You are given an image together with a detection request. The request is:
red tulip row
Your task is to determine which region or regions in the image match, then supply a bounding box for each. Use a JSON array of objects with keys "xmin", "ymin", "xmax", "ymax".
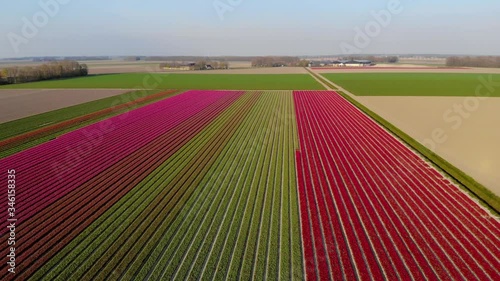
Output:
[
  {"xmin": 0, "ymin": 90, "xmax": 244, "ymax": 280},
  {"xmin": 294, "ymin": 90, "xmax": 500, "ymax": 281}
]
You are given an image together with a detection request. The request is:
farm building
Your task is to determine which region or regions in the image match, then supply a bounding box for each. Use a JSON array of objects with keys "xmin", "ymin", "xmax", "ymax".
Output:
[
  {"xmin": 309, "ymin": 59, "xmax": 374, "ymax": 67},
  {"xmin": 332, "ymin": 60, "xmax": 374, "ymax": 67}
]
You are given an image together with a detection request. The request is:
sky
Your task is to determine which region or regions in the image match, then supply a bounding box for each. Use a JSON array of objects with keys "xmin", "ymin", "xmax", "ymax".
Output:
[{"xmin": 0, "ymin": 0, "xmax": 499, "ymax": 58}]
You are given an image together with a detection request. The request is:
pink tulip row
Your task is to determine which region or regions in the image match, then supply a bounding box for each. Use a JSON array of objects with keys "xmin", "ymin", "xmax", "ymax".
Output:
[
  {"xmin": 294, "ymin": 91, "xmax": 500, "ymax": 280},
  {"xmin": 0, "ymin": 90, "xmax": 243, "ymax": 234}
]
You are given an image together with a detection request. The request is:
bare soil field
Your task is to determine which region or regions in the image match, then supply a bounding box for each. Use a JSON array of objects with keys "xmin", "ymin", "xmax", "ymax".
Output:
[
  {"xmin": 0, "ymin": 89, "xmax": 130, "ymax": 123},
  {"xmin": 86, "ymin": 61, "xmax": 165, "ymax": 75},
  {"xmin": 314, "ymin": 66, "xmax": 500, "ymax": 74},
  {"xmin": 398, "ymin": 58, "xmax": 447, "ymax": 66},
  {"xmin": 88, "ymin": 66, "xmax": 164, "ymax": 75},
  {"xmin": 356, "ymin": 95, "xmax": 500, "ymax": 196}
]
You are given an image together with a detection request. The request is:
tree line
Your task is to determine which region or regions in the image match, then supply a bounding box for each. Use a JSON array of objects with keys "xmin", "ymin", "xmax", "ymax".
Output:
[
  {"xmin": 147, "ymin": 56, "xmax": 255, "ymax": 62},
  {"xmin": 251, "ymin": 56, "xmax": 309, "ymax": 67},
  {"xmin": 0, "ymin": 61, "xmax": 88, "ymax": 85},
  {"xmin": 446, "ymin": 56, "xmax": 500, "ymax": 68},
  {"xmin": 160, "ymin": 60, "xmax": 229, "ymax": 70}
]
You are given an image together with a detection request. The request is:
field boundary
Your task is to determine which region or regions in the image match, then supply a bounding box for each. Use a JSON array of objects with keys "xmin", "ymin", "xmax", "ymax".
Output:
[
  {"xmin": 0, "ymin": 73, "xmax": 325, "ymax": 90},
  {"xmin": 307, "ymin": 68, "xmax": 500, "ymax": 215}
]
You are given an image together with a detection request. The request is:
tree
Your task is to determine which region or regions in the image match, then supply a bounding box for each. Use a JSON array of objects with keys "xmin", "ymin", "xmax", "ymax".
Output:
[
  {"xmin": 251, "ymin": 56, "xmax": 301, "ymax": 67},
  {"xmin": 297, "ymin": 60, "xmax": 310, "ymax": 67},
  {"xmin": 80, "ymin": 64, "xmax": 88, "ymax": 76},
  {"xmin": 195, "ymin": 60, "xmax": 207, "ymax": 70},
  {"xmin": 0, "ymin": 69, "xmax": 5, "ymax": 85},
  {"xmin": 6, "ymin": 67, "xmax": 19, "ymax": 84},
  {"xmin": 446, "ymin": 56, "xmax": 500, "ymax": 68},
  {"xmin": 387, "ymin": 56, "xmax": 399, "ymax": 63}
]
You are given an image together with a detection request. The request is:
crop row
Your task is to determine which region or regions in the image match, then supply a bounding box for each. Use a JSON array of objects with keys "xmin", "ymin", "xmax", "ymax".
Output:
[
  {"xmin": 294, "ymin": 90, "xmax": 500, "ymax": 280},
  {"xmin": 32, "ymin": 91, "xmax": 304, "ymax": 280},
  {"xmin": 0, "ymin": 89, "xmax": 229, "ymax": 226},
  {"xmin": 34, "ymin": 93, "xmax": 243, "ymax": 279},
  {"xmin": 29, "ymin": 90, "xmax": 254, "ymax": 280},
  {"xmin": 0, "ymin": 90, "xmax": 244, "ymax": 280}
]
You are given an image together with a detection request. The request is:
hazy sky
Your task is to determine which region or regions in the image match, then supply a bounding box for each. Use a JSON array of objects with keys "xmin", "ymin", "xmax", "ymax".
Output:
[{"xmin": 1, "ymin": 0, "xmax": 499, "ymax": 58}]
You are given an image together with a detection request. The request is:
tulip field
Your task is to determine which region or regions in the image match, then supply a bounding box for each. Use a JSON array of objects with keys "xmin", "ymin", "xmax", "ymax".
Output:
[
  {"xmin": 1, "ymin": 89, "xmax": 499, "ymax": 280},
  {"xmin": 294, "ymin": 91, "xmax": 500, "ymax": 280}
]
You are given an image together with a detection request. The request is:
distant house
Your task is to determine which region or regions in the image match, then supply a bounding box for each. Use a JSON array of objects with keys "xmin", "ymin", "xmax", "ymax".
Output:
[
  {"xmin": 309, "ymin": 60, "xmax": 334, "ymax": 67},
  {"xmin": 309, "ymin": 61, "xmax": 323, "ymax": 67}
]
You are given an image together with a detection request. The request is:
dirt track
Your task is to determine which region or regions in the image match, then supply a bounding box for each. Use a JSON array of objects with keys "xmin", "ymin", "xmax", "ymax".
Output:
[{"xmin": 0, "ymin": 89, "xmax": 130, "ymax": 123}]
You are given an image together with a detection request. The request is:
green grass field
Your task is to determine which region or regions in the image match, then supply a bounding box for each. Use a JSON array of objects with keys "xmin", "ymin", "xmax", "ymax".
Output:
[
  {"xmin": 322, "ymin": 73, "xmax": 500, "ymax": 96},
  {"xmin": 0, "ymin": 73, "xmax": 324, "ymax": 90}
]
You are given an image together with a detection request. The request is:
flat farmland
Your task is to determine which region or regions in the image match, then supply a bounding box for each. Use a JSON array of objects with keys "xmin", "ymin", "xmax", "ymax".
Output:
[
  {"xmin": 0, "ymin": 89, "xmax": 180, "ymax": 158},
  {"xmin": 85, "ymin": 60, "xmax": 167, "ymax": 75},
  {"xmin": 317, "ymin": 71, "xmax": 500, "ymax": 197},
  {"xmin": 0, "ymin": 89, "xmax": 131, "ymax": 123},
  {"xmin": 322, "ymin": 73, "xmax": 500, "ymax": 96},
  {"xmin": 0, "ymin": 89, "xmax": 498, "ymax": 280},
  {"xmin": 294, "ymin": 91, "xmax": 500, "ymax": 280},
  {"xmin": 355, "ymin": 96, "xmax": 500, "ymax": 197},
  {"xmin": 0, "ymin": 73, "xmax": 324, "ymax": 90},
  {"xmin": 0, "ymin": 90, "xmax": 304, "ymax": 280},
  {"xmin": 170, "ymin": 67, "xmax": 308, "ymax": 74}
]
